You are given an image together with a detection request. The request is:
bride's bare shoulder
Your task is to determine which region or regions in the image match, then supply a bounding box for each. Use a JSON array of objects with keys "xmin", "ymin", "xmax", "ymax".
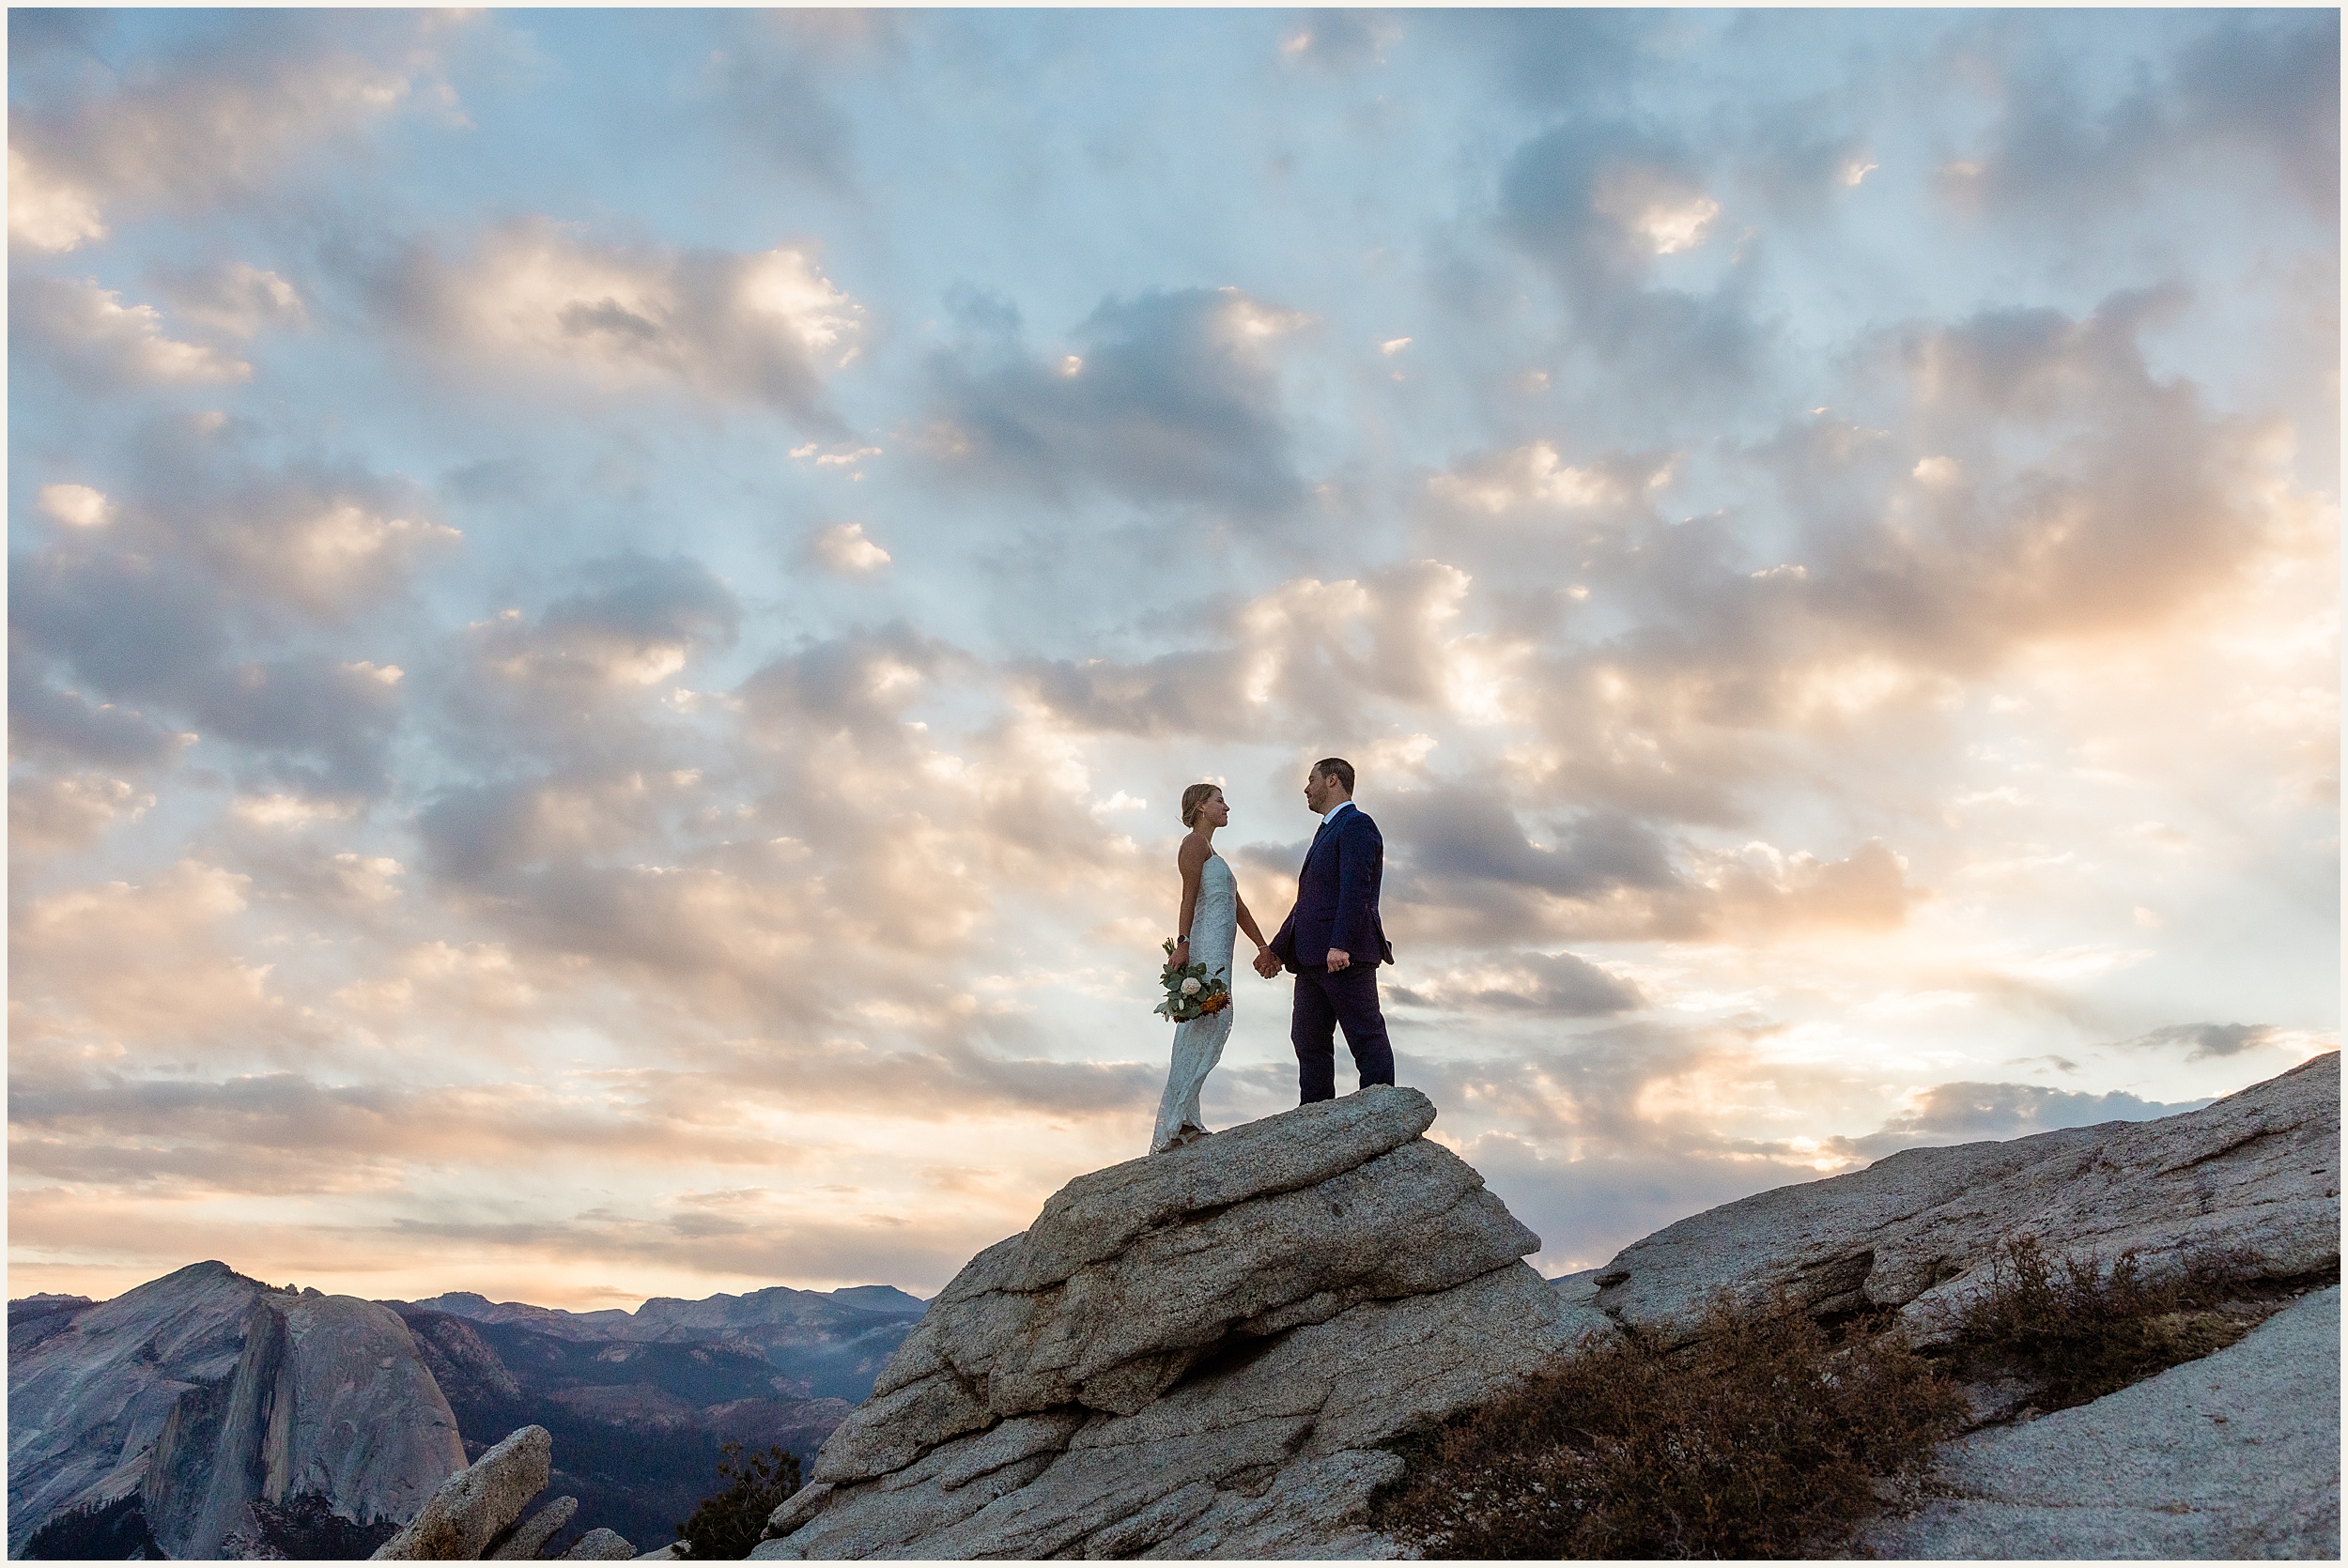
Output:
[{"xmin": 1177, "ymin": 831, "xmax": 1211, "ymax": 869}]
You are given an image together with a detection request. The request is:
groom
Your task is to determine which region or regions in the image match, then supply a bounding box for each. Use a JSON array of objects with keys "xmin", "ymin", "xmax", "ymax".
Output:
[{"xmin": 1256, "ymin": 757, "xmax": 1397, "ymax": 1102}]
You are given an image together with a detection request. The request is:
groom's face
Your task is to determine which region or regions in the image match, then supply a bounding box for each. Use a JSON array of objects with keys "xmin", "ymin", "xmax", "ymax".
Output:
[{"xmin": 1304, "ymin": 769, "xmax": 1332, "ymax": 813}]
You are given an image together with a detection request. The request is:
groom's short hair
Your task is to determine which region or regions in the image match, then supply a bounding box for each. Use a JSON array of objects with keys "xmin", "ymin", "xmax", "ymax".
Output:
[{"xmin": 1312, "ymin": 757, "xmax": 1355, "ymax": 795}]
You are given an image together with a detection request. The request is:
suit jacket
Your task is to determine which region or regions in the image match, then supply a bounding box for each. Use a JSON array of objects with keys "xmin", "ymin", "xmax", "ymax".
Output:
[{"xmin": 1269, "ymin": 802, "xmax": 1394, "ymax": 972}]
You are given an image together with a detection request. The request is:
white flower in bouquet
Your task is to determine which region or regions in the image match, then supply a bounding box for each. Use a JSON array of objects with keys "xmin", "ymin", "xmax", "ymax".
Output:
[{"xmin": 1181, "ymin": 976, "xmax": 1201, "ymax": 995}]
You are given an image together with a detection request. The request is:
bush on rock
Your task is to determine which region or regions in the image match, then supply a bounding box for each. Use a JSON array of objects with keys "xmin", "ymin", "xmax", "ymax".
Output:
[
  {"xmin": 1946, "ymin": 1234, "xmax": 2292, "ymax": 1411},
  {"xmin": 1372, "ymin": 1294, "xmax": 1965, "ymax": 1560}
]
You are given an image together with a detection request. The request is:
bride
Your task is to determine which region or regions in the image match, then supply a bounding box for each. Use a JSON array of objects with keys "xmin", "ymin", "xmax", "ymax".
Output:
[{"xmin": 1151, "ymin": 783, "xmax": 1273, "ymax": 1153}]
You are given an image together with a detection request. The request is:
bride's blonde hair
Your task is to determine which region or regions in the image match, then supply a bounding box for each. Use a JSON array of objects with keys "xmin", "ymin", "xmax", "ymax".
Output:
[{"xmin": 1180, "ymin": 783, "xmax": 1222, "ymax": 828}]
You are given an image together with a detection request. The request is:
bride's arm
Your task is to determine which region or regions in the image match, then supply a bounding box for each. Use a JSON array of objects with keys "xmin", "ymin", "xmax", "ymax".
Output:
[
  {"xmin": 1172, "ymin": 838, "xmax": 1207, "ymax": 968},
  {"xmin": 1233, "ymin": 889, "xmax": 1270, "ymax": 956}
]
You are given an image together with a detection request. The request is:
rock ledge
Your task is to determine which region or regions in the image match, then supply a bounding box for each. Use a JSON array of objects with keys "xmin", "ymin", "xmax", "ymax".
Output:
[
  {"xmin": 753, "ymin": 1085, "xmax": 1577, "ymax": 1559},
  {"xmin": 1594, "ymin": 1051, "xmax": 2340, "ymax": 1341}
]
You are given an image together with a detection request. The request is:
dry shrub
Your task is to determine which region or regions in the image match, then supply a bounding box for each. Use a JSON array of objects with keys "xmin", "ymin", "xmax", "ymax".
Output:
[
  {"xmin": 1373, "ymin": 1295, "xmax": 1964, "ymax": 1560},
  {"xmin": 1948, "ymin": 1235, "xmax": 2262, "ymax": 1410}
]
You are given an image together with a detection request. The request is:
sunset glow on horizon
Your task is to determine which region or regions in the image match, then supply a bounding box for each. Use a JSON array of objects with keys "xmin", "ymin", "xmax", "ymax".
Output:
[{"xmin": 8, "ymin": 8, "xmax": 2338, "ymax": 1311}]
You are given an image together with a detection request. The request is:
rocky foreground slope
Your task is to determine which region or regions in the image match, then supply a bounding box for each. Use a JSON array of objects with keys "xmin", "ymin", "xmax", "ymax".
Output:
[
  {"xmin": 752, "ymin": 1085, "xmax": 1573, "ymax": 1559},
  {"xmin": 756, "ymin": 1054, "xmax": 2339, "ymax": 1560},
  {"xmin": 1865, "ymin": 1284, "xmax": 2340, "ymax": 1558}
]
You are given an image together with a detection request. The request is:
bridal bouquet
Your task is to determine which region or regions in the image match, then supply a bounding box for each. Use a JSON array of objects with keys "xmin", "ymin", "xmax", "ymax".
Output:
[{"xmin": 1154, "ymin": 938, "xmax": 1232, "ymax": 1022}]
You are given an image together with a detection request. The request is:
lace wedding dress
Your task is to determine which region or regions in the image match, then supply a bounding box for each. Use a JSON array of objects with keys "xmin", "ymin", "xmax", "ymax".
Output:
[{"xmin": 1151, "ymin": 852, "xmax": 1236, "ymax": 1153}]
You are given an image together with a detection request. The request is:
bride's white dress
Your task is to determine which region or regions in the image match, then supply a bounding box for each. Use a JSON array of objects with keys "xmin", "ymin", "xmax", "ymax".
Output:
[{"xmin": 1152, "ymin": 852, "xmax": 1236, "ymax": 1153}]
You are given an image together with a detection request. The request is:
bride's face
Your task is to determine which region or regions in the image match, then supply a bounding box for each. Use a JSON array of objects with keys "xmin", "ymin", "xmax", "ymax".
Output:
[{"xmin": 1199, "ymin": 790, "xmax": 1230, "ymax": 828}]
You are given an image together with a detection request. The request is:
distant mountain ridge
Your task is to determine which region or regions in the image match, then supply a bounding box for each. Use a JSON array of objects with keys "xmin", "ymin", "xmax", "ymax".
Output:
[
  {"xmin": 407, "ymin": 1283, "xmax": 926, "ymax": 1344},
  {"xmin": 398, "ymin": 1283, "xmax": 929, "ymax": 1408}
]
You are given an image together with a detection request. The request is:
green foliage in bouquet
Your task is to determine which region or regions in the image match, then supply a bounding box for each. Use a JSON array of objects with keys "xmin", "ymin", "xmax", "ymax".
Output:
[{"xmin": 1154, "ymin": 938, "xmax": 1232, "ymax": 1022}]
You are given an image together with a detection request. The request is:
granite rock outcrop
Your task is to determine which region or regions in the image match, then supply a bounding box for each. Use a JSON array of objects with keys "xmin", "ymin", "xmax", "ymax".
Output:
[
  {"xmin": 562, "ymin": 1525, "xmax": 641, "ymax": 1559},
  {"xmin": 1589, "ymin": 1050, "xmax": 2340, "ymax": 1343},
  {"xmin": 752, "ymin": 1084, "xmax": 1578, "ymax": 1559},
  {"xmin": 374, "ymin": 1423, "xmax": 554, "ymax": 1559},
  {"xmin": 371, "ymin": 1422, "xmax": 641, "ymax": 1560},
  {"xmin": 490, "ymin": 1493, "xmax": 579, "ymax": 1560}
]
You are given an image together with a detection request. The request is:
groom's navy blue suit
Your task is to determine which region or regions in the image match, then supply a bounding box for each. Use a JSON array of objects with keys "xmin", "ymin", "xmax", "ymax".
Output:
[{"xmin": 1268, "ymin": 801, "xmax": 1398, "ymax": 1103}]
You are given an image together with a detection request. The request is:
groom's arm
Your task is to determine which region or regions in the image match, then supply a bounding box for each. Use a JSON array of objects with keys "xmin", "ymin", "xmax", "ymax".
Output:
[
  {"xmin": 1264, "ymin": 906, "xmax": 1297, "ymax": 972},
  {"xmin": 1328, "ymin": 816, "xmax": 1382, "ymax": 967}
]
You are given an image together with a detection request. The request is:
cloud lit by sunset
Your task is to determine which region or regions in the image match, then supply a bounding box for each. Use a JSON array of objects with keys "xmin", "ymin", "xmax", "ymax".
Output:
[{"xmin": 8, "ymin": 9, "xmax": 2337, "ymax": 1311}]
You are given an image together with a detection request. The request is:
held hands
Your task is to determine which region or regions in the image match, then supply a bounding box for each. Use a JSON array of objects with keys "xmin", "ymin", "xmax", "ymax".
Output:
[{"xmin": 1252, "ymin": 945, "xmax": 1281, "ymax": 978}]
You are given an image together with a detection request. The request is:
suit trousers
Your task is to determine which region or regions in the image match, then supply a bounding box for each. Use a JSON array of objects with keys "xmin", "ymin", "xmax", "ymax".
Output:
[{"xmin": 1290, "ymin": 962, "xmax": 1397, "ymax": 1103}]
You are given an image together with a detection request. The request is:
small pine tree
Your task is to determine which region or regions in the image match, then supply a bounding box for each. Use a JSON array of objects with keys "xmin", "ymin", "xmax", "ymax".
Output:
[{"xmin": 675, "ymin": 1441, "xmax": 803, "ymax": 1560}]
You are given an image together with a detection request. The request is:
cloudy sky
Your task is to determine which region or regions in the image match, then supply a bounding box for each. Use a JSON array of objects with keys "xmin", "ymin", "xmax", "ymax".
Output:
[{"xmin": 9, "ymin": 8, "xmax": 2338, "ymax": 1310}]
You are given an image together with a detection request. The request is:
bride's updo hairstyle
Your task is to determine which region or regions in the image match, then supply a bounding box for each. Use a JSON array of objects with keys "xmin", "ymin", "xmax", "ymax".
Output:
[{"xmin": 1180, "ymin": 783, "xmax": 1222, "ymax": 828}]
